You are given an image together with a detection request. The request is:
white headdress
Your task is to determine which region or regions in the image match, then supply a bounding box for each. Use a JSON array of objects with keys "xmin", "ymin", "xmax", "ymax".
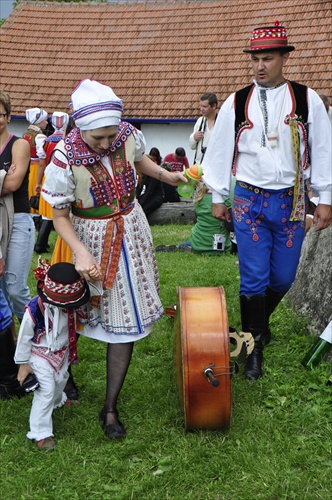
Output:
[
  {"xmin": 71, "ymin": 79, "xmax": 123, "ymax": 131},
  {"xmin": 25, "ymin": 107, "xmax": 48, "ymax": 125},
  {"xmin": 51, "ymin": 112, "xmax": 69, "ymax": 132}
]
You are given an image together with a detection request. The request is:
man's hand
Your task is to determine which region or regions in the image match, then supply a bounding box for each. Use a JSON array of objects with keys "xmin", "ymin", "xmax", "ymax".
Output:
[
  {"xmin": 212, "ymin": 203, "xmax": 231, "ymax": 222},
  {"xmin": 313, "ymin": 204, "xmax": 332, "ymax": 231},
  {"xmin": 194, "ymin": 131, "xmax": 204, "ymax": 142}
]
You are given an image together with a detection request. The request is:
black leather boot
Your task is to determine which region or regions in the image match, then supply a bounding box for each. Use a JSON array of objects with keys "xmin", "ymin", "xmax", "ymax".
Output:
[
  {"xmin": 64, "ymin": 364, "xmax": 80, "ymax": 401},
  {"xmin": 264, "ymin": 288, "xmax": 286, "ymax": 345},
  {"xmin": 0, "ymin": 327, "xmax": 25, "ymax": 399},
  {"xmin": 34, "ymin": 220, "xmax": 54, "ymax": 253},
  {"xmin": 240, "ymin": 295, "xmax": 266, "ymax": 381}
]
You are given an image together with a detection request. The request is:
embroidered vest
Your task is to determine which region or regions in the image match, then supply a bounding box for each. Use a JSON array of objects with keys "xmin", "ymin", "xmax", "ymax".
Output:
[
  {"xmin": 233, "ymin": 81, "xmax": 309, "ymax": 172},
  {"xmin": 23, "ymin": 125, "xmax": 40, "ymax": 159},
  {"xmin": 55, "ymin": 123, "xmax": 137, "ymax": 218}
]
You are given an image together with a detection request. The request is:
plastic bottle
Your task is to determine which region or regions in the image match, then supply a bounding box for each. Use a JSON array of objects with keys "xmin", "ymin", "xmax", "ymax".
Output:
[
  {"xmin": 301, "ymin": 320, "xmax": 332, "ymax": 369},
  {"xmin": 177, "ymin": 164, "xmax": 203, "ymax": 198}
]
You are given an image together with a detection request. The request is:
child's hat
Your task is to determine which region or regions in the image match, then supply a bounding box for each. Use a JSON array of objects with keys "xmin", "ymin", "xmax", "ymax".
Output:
[{"xmin": 35, "ymin": 260, "xmax": 90, "ymax": 309}]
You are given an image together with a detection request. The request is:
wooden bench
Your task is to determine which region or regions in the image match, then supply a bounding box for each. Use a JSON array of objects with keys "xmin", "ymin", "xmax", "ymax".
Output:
[{"xmin": 147, "ymin": 201, "xmax": 196, "ymax": 225}]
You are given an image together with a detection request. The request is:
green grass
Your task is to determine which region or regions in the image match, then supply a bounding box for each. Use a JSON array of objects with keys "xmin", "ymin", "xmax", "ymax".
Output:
[{"xmin": 1, "ymin": 225, "xmax": 331, "ymax": 499}]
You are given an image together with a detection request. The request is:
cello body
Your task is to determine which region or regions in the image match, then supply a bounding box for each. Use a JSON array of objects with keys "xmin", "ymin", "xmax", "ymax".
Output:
[{"xmin": 175, "ymin": 286, "xmax": 231, "ymax": 431}]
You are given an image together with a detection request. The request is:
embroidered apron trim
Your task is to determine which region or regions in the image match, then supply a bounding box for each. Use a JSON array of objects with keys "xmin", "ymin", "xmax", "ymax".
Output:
[{"xmin": 89, "ymin": 204, "xmax": 135, "ymax": 307}]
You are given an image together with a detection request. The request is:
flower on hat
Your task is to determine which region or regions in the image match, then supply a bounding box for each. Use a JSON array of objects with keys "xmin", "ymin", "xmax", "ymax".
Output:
[{"xmin": 34, "ymin": 257, "xmax": 51, "ymax": 290}]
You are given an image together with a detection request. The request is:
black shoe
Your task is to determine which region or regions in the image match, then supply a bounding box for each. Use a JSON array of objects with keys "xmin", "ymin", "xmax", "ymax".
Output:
[
  {"xmin": 155, "ymin": 245, "xmax": 178, "ymax": 252},
  {"xmin": 0, "ymin": 380, "xmax": 26, "ymax": 400},
  {"xmin": 263, "ymin": 327, "xmax": 271, "ymax": 346},
  {"xmin": 243, "ymin": 345, "xmax": 263, "ymax": 381},
  {"xmin": 64, "ymin": 372, "xmax": 79, "ymax": 401},
  {"xmin": 34, "ymin": 220, "xmax": 53, "ymax": 254},
  {"xmin": 178, "ymin": 244, "xmax": 192, "ymax": 252},
  {"xmin": 34, "ymin": 245, "xmax": 49, "ymax": 253},
  {"xmin": 99, "ymin": 407, "xmax": 126, "ymax": 440}
]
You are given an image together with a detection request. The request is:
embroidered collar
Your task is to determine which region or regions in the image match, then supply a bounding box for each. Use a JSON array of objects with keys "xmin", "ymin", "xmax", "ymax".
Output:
[
  {"xmin": 65, "ymin": 121, "xmax": 135, "ymax": 167},
  {"xmin": 45, "ymin": 131, "xmax": 64, "ymax": 143},
  {"xmin": 254, "ymin": 79, "xmax": 288, "ymax": 90}
]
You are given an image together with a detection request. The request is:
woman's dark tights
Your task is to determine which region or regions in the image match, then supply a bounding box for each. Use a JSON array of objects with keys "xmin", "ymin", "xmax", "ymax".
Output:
[{"xmin": 104, "ymin": 342, "xmax": 134, "ymax": 425}]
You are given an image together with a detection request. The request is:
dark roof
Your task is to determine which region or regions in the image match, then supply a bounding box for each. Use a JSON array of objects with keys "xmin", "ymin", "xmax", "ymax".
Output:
[{"xmin": 0, "ymin": 0, "xmax": 331, "ymax": 120}]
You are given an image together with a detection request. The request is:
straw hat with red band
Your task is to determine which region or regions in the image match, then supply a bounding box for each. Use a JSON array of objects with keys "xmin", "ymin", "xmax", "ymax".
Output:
[
  {"xmin": 35, "ymin": 260, "xmax": 90, "ymax": 309},
  {"xmin": 244, "ymin": 20, "xmax": 295, "ymax": 53}
]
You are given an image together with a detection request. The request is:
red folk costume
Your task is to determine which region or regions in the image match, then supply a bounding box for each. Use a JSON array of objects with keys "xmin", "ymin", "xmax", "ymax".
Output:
[{"xmin": 23, "ymin": 108, "xmax": 48, "ymax": 214}]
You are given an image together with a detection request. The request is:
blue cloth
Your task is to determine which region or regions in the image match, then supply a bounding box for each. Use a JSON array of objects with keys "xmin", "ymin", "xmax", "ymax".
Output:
[
  {"xmin": 0, "ymin": 212, "xmax": 35, "ymax": 319},
  {"xmin": 233, "ymin": 184, "xmax": 306, "ymax": 295},
  {"xmin": 0, "ymin": 288, "xmax": 12, "ymax": 331}
]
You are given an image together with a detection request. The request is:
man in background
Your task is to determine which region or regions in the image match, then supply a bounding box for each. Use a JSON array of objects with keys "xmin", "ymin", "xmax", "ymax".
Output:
[
  {"xmin": 189, "ymin": 92, "xmax": 218, "ymax": 164},
  {"xmin": 163, "ymin": 147, "xmax": 189, "ymax": 172}
]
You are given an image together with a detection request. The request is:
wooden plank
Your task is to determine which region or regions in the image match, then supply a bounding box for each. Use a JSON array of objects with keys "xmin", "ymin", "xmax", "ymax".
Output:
[{"xmin": 147, "ymin": 202, "xmax": 196, "ymax": 225}]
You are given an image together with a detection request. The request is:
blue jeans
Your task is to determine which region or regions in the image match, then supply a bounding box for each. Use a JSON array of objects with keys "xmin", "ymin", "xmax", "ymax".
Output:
[
  {"xmin": 0, "ymin": 213, "xmax": 35, "ymax": 319},
  {"xmin": 0, "ymin": 288, "xmax": 12, "ymax": 331},
  {"xmin": 233, "ymin": 184, "xmax": 306, "ymax": 296}
]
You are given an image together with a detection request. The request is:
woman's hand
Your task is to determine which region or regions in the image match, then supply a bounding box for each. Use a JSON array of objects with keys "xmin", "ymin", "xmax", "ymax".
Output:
[
  {"xmin": 135, "ymin": 155, "xmax": 187, "ymax": 186},
  {"xmin": 73, "ymin": 247, "xmax": 102, "ymax": 282},
  {"xmin": 163, "ymin": 170, "xmax": 187, "ymax": 187},
  {"xmin": 52, "ymin": 207, "xmax": 101, "ymax": 282}
]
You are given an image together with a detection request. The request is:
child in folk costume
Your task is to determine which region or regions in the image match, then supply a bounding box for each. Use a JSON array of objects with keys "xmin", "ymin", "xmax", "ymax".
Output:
[{"xmin": 14, "ymin": 260, "xmax": 90, "ymax": 450}]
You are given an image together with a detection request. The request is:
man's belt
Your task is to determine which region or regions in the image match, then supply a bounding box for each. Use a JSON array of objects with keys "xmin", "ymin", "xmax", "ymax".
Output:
[{"xmin": 236, "ymin": 181, "xmax": 294, "ymax": 197}]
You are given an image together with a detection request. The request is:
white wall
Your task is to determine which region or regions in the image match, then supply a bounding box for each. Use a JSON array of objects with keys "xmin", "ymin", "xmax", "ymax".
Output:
[
  {"xmin": 142, "ymin": 122, "xmax": 196, "ymax": 164},
  {"xmin": 8, "ymin": 120, "xmax": 197, "ymax": 165},
  {"xmin": 8, "ymin": 120, "xmax": 28, "ymax": 138}
]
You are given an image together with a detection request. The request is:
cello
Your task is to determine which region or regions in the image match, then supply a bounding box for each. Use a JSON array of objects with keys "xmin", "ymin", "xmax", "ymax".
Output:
[{"xmin": 175, "ymin": 286, "xmax": 232, "ymax": 431}]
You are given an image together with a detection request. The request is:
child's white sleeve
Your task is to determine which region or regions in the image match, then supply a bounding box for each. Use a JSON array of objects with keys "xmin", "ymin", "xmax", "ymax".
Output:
[{"xmin": 14, "ymin": 312, "xmax": 35, "ymax": 364}]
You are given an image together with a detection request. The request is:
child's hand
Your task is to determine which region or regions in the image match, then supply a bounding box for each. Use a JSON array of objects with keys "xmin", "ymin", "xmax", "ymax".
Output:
[{"xmin": 17, "ymin": 364, "xmax": 33, "ymax": 385}]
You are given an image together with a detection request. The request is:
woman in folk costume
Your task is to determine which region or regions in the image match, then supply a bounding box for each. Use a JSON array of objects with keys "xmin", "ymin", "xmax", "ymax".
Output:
[
  {"xmin": 23, "ymin": 107, "xmax": 48, "ymax": 217},
  {"xmin": 34, "ymin": 112, "xmax": 70, "ymax": 253},
  {"xmin": 42, "ymin": 79, "xmax": 187, "ymax": 440}
]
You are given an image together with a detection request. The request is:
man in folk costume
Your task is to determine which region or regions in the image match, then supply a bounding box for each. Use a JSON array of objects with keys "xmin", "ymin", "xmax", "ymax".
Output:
[
  {"xmin": 202, "ymin": 21, "xmax": 332, "ymax": 381},
  {"xmin": 34, "ymin": 112, "xmax": 70, "ymax": 253}
]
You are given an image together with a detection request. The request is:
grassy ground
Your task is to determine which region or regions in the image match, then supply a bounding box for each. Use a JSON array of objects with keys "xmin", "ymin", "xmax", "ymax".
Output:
[{"xmin": 1, "ymin": 225, "xmax": 331, "ymax": 499}]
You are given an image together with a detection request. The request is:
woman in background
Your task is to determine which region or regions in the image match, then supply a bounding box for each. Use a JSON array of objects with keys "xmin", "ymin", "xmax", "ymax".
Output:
[{"xmin": 0, "ymin": 90, "xmax": 34, "ymax": 324}]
